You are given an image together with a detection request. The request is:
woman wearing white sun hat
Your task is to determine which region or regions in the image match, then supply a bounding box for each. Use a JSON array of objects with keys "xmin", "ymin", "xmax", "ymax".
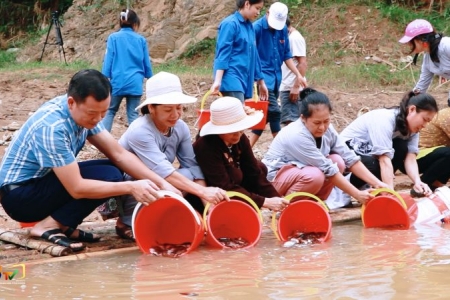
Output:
[
  {"xmin": 399, "ymin": 19, "xmax": 450, "ymax": 105},
  {"xmin": 193, "ymin": 97, "xmax": 288, "ymax": 212},
  {"xmin": 113, "ymin": 72, "xmax": 229, "ymax": 240}
]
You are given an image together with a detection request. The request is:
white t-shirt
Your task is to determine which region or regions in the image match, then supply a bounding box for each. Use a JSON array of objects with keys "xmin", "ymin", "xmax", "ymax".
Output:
[{"xmin": 279, "ymin": 29, "xmax": 306, "ymax": 91}]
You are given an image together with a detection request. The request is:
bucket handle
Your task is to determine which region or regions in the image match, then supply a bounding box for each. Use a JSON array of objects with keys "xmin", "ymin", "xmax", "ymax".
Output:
[
  {"xmin": 369, "ymin": 188, "xmax": 407, "ymax": 209},
  {"xmin": 271, "ymin": 192, "xmax": 328, "ymax": 241},
  {"xmin": 202, "ymin": 191, "xmax": 263, "ymax": 230},
  {"xmin": 194, "ymin": 90, "xmax": 222, "ymax": 129},
  {"xmin": 199, "ymin": 90, "xmax": 222, "ymax": 111}
]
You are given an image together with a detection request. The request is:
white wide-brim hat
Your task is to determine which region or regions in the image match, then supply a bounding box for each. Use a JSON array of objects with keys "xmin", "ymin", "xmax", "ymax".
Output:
[
  {"xmin": 268, "ymin": 2, "xmax": 288, "ymax": 31},
  {"xmin": 200, "ymin": 97, "xmax": 264, "ymax": 136},
  {"xmin": 136, "ymin": 71, "xmax": 197, "ymax": 111}
]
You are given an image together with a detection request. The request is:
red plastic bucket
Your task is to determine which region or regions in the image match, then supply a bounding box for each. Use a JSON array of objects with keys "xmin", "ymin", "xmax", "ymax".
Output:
[
  {"xmin": 203, "ymin": 191, "xmax": 263, "ymax": 249},
  {"xmin": 361, "ymin": 188, "xmax": 410, "ymax": 229},
  {"xmin": 19, "ymin": 221, "xmax": 39, "ymax": 228},
  {"xmin": 195, "ymin": 90, "xmax": 222, "ymax": 130},
  {"xmin": 272, "ymin": 192, "xmax": 332, "ymax": 242},
  {"xmin": 404, "ymin": 187, "xmax": 450, "ymax": 225},
  {"xmin": 132, "ymin": 191, "xmax": 204, "ymax": 255},
  {"xmin": 244, "ymin": 99, "xmax": 268, "ymax": 130}
]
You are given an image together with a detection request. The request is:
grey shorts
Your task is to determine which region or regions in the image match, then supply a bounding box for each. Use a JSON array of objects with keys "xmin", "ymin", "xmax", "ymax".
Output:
[{"xmin": 280, "ymin": 91, "xmax": 301, "ymax": 124}]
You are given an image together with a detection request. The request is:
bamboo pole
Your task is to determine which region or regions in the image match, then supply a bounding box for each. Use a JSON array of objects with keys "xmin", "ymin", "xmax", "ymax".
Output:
[
  {"xmin": 0, "ymin": 228, "xmax": 71, "ymax": 257},
  {"xmin": 25, "ymin": 246, "xmax": 139, "ymax": 265}
]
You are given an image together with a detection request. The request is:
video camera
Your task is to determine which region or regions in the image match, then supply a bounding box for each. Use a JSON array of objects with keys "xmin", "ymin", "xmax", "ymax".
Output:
[{"xmin": 51, "ymin": 11, "xmax": 60, "ymax": 20}]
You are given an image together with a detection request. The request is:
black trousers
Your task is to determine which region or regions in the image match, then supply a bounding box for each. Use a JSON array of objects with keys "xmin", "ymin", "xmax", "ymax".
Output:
[
  {"xmin": 417, "ymin": 146, "xmax": 450, "ymax": 189},
  {"xmin": 350, "ymin": 138, "xmax": 408, "ymax": 189},
  {"xmin": 1, "ymin": 159, "xmax": 122, "ymax": 227}
]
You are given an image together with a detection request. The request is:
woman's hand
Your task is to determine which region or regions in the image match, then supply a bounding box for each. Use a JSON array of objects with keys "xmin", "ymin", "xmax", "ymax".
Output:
[
  {"xmin": 210, "ymin": 81, "xmax": 221, "ymax": 95},
  {"xmin": 262, "ymin": 197, "xmax": 289, "ymax": 212},
  {"xmin": 352, "ymin": 190, "xmax": 375, "ymax": 205},
  {"xmin": 200, "ymin": 186, "xmax": 230, "ymax": 205},
  {"xmin": 412, "ymin": 181, "xmax": 432, "ymax": 197},
  {"xmin": 373, "ymin": 180, "xmax": 390, "ymax": 189}
]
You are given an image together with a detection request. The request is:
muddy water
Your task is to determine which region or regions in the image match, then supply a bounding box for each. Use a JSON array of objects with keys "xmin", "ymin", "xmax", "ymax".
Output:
[{"xmin": 2, "ymin": 222, "xmax": 450, "ymax": 299}]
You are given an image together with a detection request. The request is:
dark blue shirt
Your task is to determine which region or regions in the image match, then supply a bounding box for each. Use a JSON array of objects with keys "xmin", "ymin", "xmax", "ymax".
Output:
[
  {"xmin": 253, "ymin": 16, "xmax": 292, "ymax": 91},
  {"xmin": 213, "ymin": 11, "xmax": 263, "ymax": 99}
]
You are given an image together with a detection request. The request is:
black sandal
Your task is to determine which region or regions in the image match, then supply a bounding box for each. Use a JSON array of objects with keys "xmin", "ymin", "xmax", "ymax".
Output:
[
  {"xmin": 41, "ymin": 228, "xmax": 85, "ymax": 252},
  {"xmin": 64, "ymin": 227, "xmax": 101, "ymax": 243}
]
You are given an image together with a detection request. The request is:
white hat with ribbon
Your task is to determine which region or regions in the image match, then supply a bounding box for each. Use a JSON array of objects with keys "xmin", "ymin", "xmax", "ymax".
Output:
[
  {"xmin": 200, "ymin": 97, "xmax": 264, "ymax": 136},
  {"xmin": 136, "ymin": 72, "xmax": 197, "ymax": 110}
]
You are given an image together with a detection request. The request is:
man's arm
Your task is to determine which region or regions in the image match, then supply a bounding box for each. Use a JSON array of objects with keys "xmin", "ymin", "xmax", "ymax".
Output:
[
  {"xmin": 88, "ymin": 131, "xmax": 181, "ymax": 194},
  {"xmin": 53, "ymin": 162, "xmax": 159, "ymax": 205}
]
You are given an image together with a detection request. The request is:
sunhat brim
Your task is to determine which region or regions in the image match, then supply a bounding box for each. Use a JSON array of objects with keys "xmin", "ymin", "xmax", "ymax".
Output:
[
  {"xmin": 398, "ymin": 35, "xmax": 413, "ymax": 44},
  {"xmin": 136, "ymin": 92, "xmax": 197, "ymax": 111},
  {"xmin": 200, "ymin": 111, "xmax": 264, "ymax": 136}
]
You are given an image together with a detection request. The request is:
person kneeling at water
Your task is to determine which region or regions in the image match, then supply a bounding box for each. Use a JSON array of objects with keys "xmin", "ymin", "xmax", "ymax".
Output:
[
  {"xmin": 115, "ymin": 72, "xmax": 229, "ymax": 240},
  {"xmin": 193, "ymin": 97, "xmax": 288, "ymax": 212},
  {"xmin": 340, "ymin": 91, "xmax": 438, "ymax": 197},
  {"xmin": 262, "ymin": 88, "xmax": 388, "ymax": 204},
  {"xmin": 0, "ymin": 69, "xmax": 171, "ymax": 251}
]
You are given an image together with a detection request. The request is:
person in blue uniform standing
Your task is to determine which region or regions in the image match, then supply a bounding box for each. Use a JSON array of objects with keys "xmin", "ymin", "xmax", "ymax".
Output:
[
  {"xmin": 210, "ymin": 0, "xmax": 268, "ymax": 102},
  {"xmin": 102, "ymin": 9, "xmax": 153, "ymax": 132},
  {"xmin": 248, "ymin": 2, "xmax": 307, "ymax": 147}
]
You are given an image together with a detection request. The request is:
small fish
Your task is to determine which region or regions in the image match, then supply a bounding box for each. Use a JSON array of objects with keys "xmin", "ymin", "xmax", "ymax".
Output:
[
  {"xmin": 149, "ymin": 242, "xmax": 191, "ymax": 257},
  {"xmin": 218, "ymin": 237, "xmax": 249, "ymax": 248}
]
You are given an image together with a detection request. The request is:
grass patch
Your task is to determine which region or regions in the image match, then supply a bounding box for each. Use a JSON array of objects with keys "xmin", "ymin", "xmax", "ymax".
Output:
[{"xmin": 308, "ymin": 61, "xmax": 419, "ymax": 91}]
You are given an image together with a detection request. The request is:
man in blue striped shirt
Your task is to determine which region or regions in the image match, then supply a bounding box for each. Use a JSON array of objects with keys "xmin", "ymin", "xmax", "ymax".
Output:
[{"xmin": 0, "ymin": 69, "xmax": 178, "ymax": 251}]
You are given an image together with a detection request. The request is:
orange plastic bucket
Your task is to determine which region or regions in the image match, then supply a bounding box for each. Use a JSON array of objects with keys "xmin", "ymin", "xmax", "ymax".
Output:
[
  {"xmin": 271, "ymin": 192, "xmax": 332, "ymax": 242},
  {"xmin": 195, "ymin": 90, "xmax": 221, "ymax": 130},
  {"xmin": 244, "ymin": 99, "xmax": 268, "ymax": 130},
  {"xmin": 132, "ymin": 191, "xmax": 204, "ymax": 255},
  {"xmin": 361, "ymin": 188, "xmax": 410, "ymax": 229},
  {"xmin": 203, "ymin": 191, "xmax": 263, "ymax": 249},
  {"xmin": 404, "ymin": 187, "xmax": 450, "ymax": 225}
]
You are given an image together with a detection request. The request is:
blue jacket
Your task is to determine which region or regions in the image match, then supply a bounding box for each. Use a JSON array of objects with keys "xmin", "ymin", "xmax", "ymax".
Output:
[
  {"xmin": 213, "ymin": 11, "xmax": 263, "ymax": 99},
  {"xmin": 102, "ymin": 28, "xmax": 153, "ymax": 96},
  {"xmin": 253, "ymin": 16, "xmax": 292, "ymax": 91}
]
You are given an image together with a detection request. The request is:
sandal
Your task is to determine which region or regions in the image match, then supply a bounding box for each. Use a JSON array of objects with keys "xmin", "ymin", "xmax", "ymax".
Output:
[
  {"xmin": 41, "ymin": 228, "xmax": 85, "ymax": 252},
  {"xmin": 115, "ymin": 225, "xmax": 135, "ymax": 241},
  {"xmin": 64, "ymin": 227, "xmax": 101, "ymax": 243}
]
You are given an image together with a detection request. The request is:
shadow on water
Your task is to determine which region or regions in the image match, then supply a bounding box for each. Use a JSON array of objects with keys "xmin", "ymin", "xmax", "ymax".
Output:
[{"xmin": 2, "ymin": 222, "xmax": 450, "ymax": 299}]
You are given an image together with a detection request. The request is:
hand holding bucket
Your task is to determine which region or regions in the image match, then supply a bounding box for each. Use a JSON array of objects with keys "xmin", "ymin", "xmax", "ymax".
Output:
[
  {"xmin": 361, "ymin": 188, "xmax": 410, "ymax": 229},
  {"xmin": 132, "ymin": 190, "xmax": 204, "ymax": 255},
  {"xmin": 271, "ymin": 192, "xmax": 331, "ymax": 242},
  {"xmin": 202, "ymin": 191, "xmax": 263, "ymax": 249}
]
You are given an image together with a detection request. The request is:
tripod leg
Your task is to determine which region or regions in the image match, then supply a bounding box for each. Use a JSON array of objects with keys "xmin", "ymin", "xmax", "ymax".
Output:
[{"xmin": 39, "ymin": 22, "xmax": 53, "ymax": 62}]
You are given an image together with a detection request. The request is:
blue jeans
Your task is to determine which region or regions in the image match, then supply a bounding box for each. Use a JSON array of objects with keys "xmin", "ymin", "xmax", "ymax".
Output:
[
  {"xmin": 221, "ymin": 91, "xmax": 245, "ymax": 102},
  {"xmin": 102, "ymin": 95, "xmax": 141, "ymax": 132},
  {"xmin": 280, "ymin": 90, "xmax": 301, "ymax": 124},
  {"xmin": 1, "ymin": 160, "xmax": 123, "ymax": 228},
  {"xmin": 251, "ymin": 89, "xmax": 281, "ymax": 135}
]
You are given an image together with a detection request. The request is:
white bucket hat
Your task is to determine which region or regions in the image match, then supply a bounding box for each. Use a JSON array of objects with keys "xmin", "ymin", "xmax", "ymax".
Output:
[
  {"xmin": 200, "ymin": 97, "xmax": 264, "ymax": 136},
  {"xmin": 268, "ymin": 2, "xmax": 288, "ymax": 31},
  {"xmin": 135, "ymin": 72, "xmax": 197, "ymax": 110}
]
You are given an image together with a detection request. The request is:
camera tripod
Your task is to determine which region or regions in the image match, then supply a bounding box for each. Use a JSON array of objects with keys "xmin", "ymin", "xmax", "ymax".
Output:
[{"xmin": 39, "ymin": 11, "xmax": 67, "ymax": 64}]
